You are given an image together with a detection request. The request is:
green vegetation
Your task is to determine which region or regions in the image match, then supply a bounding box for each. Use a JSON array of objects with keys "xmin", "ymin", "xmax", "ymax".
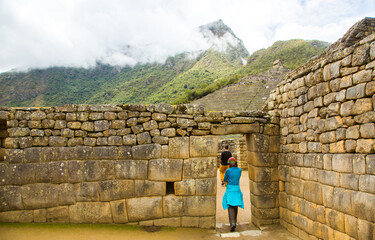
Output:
[
  {"xmin": 246, "ymin": 39, "xmax": 330, "ymax": 73},
  {"xmin": 0, "ymin": 39, "xmax": 329, "ymax": 107}
]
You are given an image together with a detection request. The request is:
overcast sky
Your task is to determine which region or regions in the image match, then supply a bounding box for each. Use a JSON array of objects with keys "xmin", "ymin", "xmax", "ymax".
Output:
[{"xmin": 1, "ymin": 0, "xmax": 375, "ymax": 73}]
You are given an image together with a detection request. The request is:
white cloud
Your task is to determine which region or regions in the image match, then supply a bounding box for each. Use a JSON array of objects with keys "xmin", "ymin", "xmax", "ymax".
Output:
[{"xmin": 0, "ymin": 0, "xmax": 374, "ymax": 72}]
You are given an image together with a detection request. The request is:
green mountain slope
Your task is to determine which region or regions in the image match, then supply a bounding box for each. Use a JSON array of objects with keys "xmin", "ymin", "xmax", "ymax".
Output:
[
  {"xmin": 173, "ymin": 39, "xmax": 330, "ymax": 104},
  {"xmin": 0, "ymin": 33, "xmax": 329, "ymax": 107},
  {"xmin": 246, "ymin": 39, "xmax": 330, "ymax": 73}
]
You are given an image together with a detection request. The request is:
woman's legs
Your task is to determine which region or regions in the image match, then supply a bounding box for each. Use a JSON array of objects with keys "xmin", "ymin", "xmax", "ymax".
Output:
[{"xmin": 228, "ymin": 206, "xmax": 238, "ymax": 232}]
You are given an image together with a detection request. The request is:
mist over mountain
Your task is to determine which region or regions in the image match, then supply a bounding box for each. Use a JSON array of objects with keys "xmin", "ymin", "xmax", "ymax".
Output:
[{"xmin": 0, "ymin": 20, "xmax": 329, "ymax": 107}]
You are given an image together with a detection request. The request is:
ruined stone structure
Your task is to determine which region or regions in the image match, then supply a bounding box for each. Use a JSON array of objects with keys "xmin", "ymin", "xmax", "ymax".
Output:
[
  {"xmin": 0, "ymin": 104, "xmax": 279, "ymax": 228},
  {"xmin": 0, "ymin": 17, "xmax": 374, "ymax": 240},
  {"xmin": 264, "ymin": 17, "xmax": 375, "ymax": 239},
  {"xmin": 217, "ymin": 138, "xmax": 248, "ymax": 170}
]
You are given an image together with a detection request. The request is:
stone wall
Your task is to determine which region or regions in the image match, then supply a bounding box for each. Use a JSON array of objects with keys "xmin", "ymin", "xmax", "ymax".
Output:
[
  {"xmin": 237, "ymin": 137, "xmax": 248, "ymax": 170},
  {"xmin": 0, "ymin": 104, "xmax": 279, "ymax": 227},
  {"xmin": 265, "ymin": 17, "xmax": 375, "ymax": 239}
]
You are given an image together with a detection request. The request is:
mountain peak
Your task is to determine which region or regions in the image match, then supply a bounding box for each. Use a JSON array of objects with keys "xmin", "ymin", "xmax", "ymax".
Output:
[
  {"xmin": 198, "ymin": 19, "xmax": 249, "ymax": 65},
  {"xmin": 199, "ymin": 19, "xmax": 235, "ymax": 38}
]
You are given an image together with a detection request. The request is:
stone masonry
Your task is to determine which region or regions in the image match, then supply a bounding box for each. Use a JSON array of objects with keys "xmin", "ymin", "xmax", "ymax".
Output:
[
  {"xmin": 0, "ymin": 104, "xmax": 278, "ymax": 228},
  {"xmin": 0, "ymin": 16, "xmax": 374, "ymax": 239},
  {"xmin": 265, "ymin": 17, "xmax": 375, "ymax": 240}
]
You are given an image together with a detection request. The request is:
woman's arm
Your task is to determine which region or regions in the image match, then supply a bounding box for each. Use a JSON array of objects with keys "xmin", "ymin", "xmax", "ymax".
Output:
[{"xmin": 224, "ymin": 169, "xmax": 229, "ymax": 182}]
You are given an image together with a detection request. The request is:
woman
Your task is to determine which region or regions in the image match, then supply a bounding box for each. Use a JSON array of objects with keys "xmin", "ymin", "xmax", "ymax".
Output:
[{"xmin": 222, "ymin": 157, "xmax": 244, "ymax": 232}]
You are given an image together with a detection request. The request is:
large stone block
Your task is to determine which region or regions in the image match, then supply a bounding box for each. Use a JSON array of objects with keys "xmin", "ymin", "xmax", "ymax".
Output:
[
  {"xmin": 352, "ymin": 191, "xmax": 375, "ymax": 222},
  {"xmin": 356, "ymin": 139, "xmax": 375, "ymax": 153},
  {"xmin": 21, "ymin": 183, "xmax": 59, "ymax": 209},
  {"xmin": 142, "ymin": 180, "xmax": 166, "ymax": 196},
  {"xmin": 352, "ymin": 43, "xmax": 370, "ymax": 66},
  {"xmin": 190, "ymin": 136, "xmax": 218, "ymax": 157},
  {"xmin": 33, "ymin": 209, "xmax": 46, "ymax": 223},
  {"xmin": 303, "ymin": 181, "xmax": 322, "ymax": 204},
  {"xmin": 99, "ymin": 179, "xmax": 135, "ymax": 201},
  {"xmin": 248, "ymin": 165, "xmax": 278, "ymax": 182},
  {"xmin": 340, "ymin": 173, "xmax": 359, "ymax": 190},
  {"xmin": 152, "ymin": 113, "xmax": 167, "ymax": 121},
  {"xmin": 251, "ymin": 193, "xmax": 278, "ymax": 209},
  {"xmin": 94, "ymin": 120, "xmax": 109, "ymax": 131},
  {"xmin": 354, "ymin": 111, "xmax": 375, "ymax": 123},
  {"xmin": 48, "ymin": 161, "xmax": 70, "ymax": 183},
  {"xmin": 137, "ymin": 132, "xmax": 151, "ymax": 145},
  {"xmin": 123, "ymin": 135, "xmax": 136, "ymax": 146},
  {"xmin": 46, "ymin": 206, "xmax": 69, "ymax": 223},
  {"xmin": 323, "ymin": 61, "xmax": 340, "ymax": 81},
  {"xmin": 211, "ymin": 123, "xmax": 260, "ymax": 135},
  {"xmin": 359, "ymin": 175, "xmax": 375, "ymax": 194},
  {"xmin": 352, "ymin": 98, "xmax": 373, "ymax": 115},
  {"xmin": 183, "ymin": 157, "xmax": 216, "ymax": 179},
  {"xmin": 49, "ymin": 136, "xmax": 67, "ymax": 147},
  {"xmin": 0, "ymin": 186, "xmax": 23, "ymax": 211},
  {"xmin": 332, "ymin": 187, "xmax": 352, "ymax": 215},
  {"xmin": 318, "ymin": 170, "xmax": 340, "ymax": 187},
  {"xmin": 0, "ymin": 210, "xmax": 33, "ymax": 223},
  {"xmin": 196, "ymin": 177, "xmax": 216, "ymax": 196},
  {"xmin": 246, "ymin": 133, "xmax": 270, "ymax": 153},
  {"xmin": 28, "ymin": 120, "xmax": 42, "ymax": 129},
  {"xmin": 70, "ymin": 202, "xmax": 112, "ymax": 223},
  {"xmin": 9, "ymin": 163, "xmax": 35, "ymax": 185},
  {"xmin": 152, "ymin": 136, "xmax": 169, "ymax": 144},
  {"xmin": 126, "ymin": 197, "xmax": 163, "ymax": 222},
  {"xmin": 132, "ymin": 144, "xmax": 161, "ymax": 160},
  {"xmin": 8, "ymin": 127, "xmax": 30, "ymax": 138},
  {"xmin": 148, "ymin": 159, "xmax": 183, "ymax": 181},
  {"xmin": 75, "ymin": 182, "xmax": 99, "ymax": 202},
  {"xmin": 108, "ymin": 136, "xmax": 122, "ymax": 146},
  {"xmin": 184, "ymin": 196, "xmax": 215, "ymax": 216},
  {"xmin": 66, "ymin": 160, "xmax": 83, "ymax": 183},
  {"xmin": 332, "ymin": 154, "xmax": 353, "ymax": 173},
  {"xmin": 346, "ymin": 83, "xmax": 366, "ymax": 99},
  {"xmin": 357, "ymin": 218, "xmax": 375, "ymax": 240},
  {"xmin": 118, "ymin": 146, "xmax": 132, "ymax": 159},
  {"xmin": 110, "ymin": 200, "xmax": 128, "ymax": 223},
  {"xmin": 248, "ymin": 152, "xmax": 278, "ymax": 167},
  {"xmin": 175, "ymin": 179, "xmax": 195, "ymax": 196},
  {"xmin": 163, "ymin": 195, "xmax": 183, "ymax": 217},
  {"xmin": 81, "ymin": 122, "xmax": 94, "ymax": 132},
  {"xmin": 4, "ymin": 149, "xmax": 23, "ymax": 163},
  {"xmin": 366, "ymin": 155, "xmax": 375, "ymax": 174},
  {"xmin": 58, "ymin": 183, "xmax": 76, "ymax": 205},
  {"xmin": 168, "ymin": 137, "xmax": 189, "ymax": 159},
  {"xmin": 360, "ymin": 123, "xmax": 375, "ymax": 138},
  {"xmin": 115, "ymin": 160, "xmax": 148, "ymax": 179},
  {"xmin": 286, "ymin": 178, "xmax": 303, "ymax": 198},
  {"xmin": 252, "ymin": 207, "xmax": 279, "ymax": 220},
  {"xmin": 250, "ymin": 181, "xmax": 279, "ymax": 196},
  {"xmin": 83, "ymin": 160, "xmax": 114, "ymax": 181},
  {"xmin": 325, "ymin": 208, "xmax": 345, "ymax": 232},
  {"xmin": 344, "ymin": 214, "xmax": 358, "ymax": 239}
]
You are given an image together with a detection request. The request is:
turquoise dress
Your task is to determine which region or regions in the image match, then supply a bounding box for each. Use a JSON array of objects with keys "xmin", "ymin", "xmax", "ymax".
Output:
[{"xmin": 222, "ymin": 167, "xmax": 244, "ymax": 210}]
